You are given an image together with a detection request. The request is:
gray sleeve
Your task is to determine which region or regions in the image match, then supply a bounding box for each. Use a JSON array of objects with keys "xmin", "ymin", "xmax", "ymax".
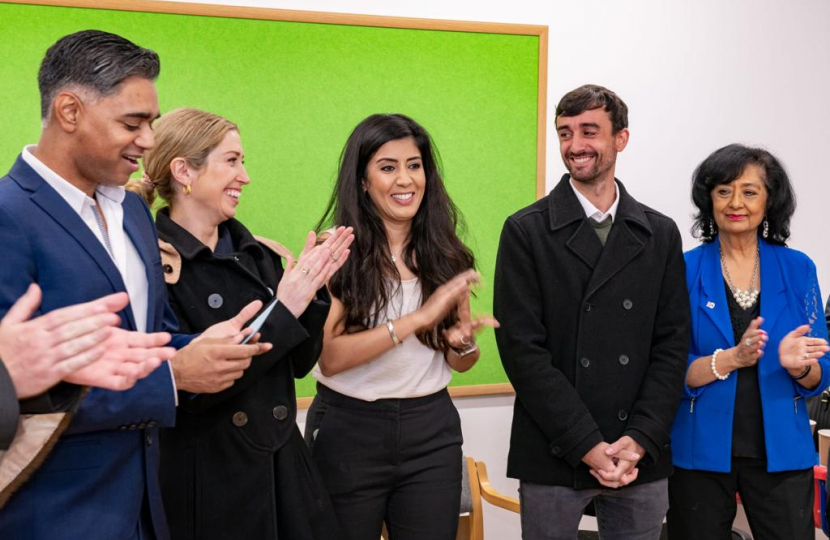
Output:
[{"xmin": 0, "ymin": 361, "xmax": 20, "ymax": 450}]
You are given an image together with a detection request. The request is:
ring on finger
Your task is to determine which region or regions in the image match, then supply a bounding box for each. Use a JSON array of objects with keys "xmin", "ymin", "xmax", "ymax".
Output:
[
  {"xmin": 330, "ymin": 254, "xmax": 339, "ymax": 263},
  {"xmin": 805, "ymin": 352, "xmax": 810, "ymax": 359},
  {"xmin": 745, "ymin": 338, "xmax": 752, "ymax": 347},
  {"xmin": 460, "ymin": 337, "xmax": 471, "ymax": 346},
  {"xmin": 300, "ymin": 267, "xmax": 310, "ymax": 274}
]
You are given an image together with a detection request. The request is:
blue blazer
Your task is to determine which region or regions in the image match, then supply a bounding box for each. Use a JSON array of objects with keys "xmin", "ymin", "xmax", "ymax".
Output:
[
  {"xmin": 0, "ymin": 156, "xmax": 192, "ymax": 540},
  {"xmin": 671, "ymin": 237, "xmax": 830, "ymax": 473}
]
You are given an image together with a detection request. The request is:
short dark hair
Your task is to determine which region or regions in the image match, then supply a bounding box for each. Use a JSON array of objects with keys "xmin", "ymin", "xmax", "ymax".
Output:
[
  {"xmin": 38, "ymin": 30, "xmax": 160, "ymax": 119},
  {"xmin": 691, "ymin": 144, "xmax": 796, "ymax": 245},
  {"xmin": 555, "ymin": 84, "xmax": 628, "ymax": 133}
]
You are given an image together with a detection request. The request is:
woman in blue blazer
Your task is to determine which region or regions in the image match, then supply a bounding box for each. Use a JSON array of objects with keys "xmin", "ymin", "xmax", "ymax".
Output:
[{"xmin": 667, "ymin": 144, "xmax": 830, "ymax": 540}]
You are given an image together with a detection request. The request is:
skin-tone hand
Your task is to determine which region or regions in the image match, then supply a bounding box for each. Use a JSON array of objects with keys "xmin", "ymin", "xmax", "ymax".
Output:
[
  {"xmin": 442, "ymin": 290, "xmax": 499, "ymax": 372},
  {"xmin": 0, "ymin": 284, "xmax": 174, "ymax": 398},
  {"xmin": 278, "ymin": 226, "xmax": 354, "ymax": 318},
  {"xmin": 62, "ymin": 327, "xmax": 175, "ymax": 391},
  {"xmin": 591, "ymin": 436, "xmax": 644, "ymax": 488},
  {"xmin": 414, "ymin": 269, "xmax": 480, "ymax": 331},
  {"xmin": 582, "ymin": 442, "xmax": 620, "ymax": 488},
  {"xmin": 173, "ymin": 301, "xmax": 272, "ymax": 393},
  {"xmin": 779, "ymin": 324, "xmax": 828, "ymax": 388},
  {"xmin": 686, "ymin": 317, "xmax": 767, "ymax": 388},
  {"xmin": 733, "ymin": 317, "xmax": 768, "ymax": 367},
  {"xmin": 317, "ymin": 269, "xmax": 479, "ymax": 376}
]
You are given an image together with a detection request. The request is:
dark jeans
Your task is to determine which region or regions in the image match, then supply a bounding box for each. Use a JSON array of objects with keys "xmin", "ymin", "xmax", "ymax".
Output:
[
  {"xmin": 519, "ymin": 479, "xmax": 669, "ymax": 540},
  {"xmin": 304, "ymin": 384, "xmax": 463, "ymax": 540},
  {"xmin": 667, "ymin": 458, "xmax": 814, "ymax": 540}
]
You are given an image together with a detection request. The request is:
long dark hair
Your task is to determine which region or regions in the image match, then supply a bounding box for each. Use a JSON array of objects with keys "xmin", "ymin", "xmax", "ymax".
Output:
[
  {"xmin": 316, "ymin": 113, "xmax": 475, "ymax": 350},
  {"xmin": 691, "ymin": 144, "xmax": 795, "ymax": 246}
]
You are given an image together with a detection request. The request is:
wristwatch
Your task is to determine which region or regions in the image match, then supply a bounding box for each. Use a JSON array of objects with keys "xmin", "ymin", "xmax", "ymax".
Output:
[{"xmin": 451, "ymin": 341, "xmax": 478, "ymax": 358}]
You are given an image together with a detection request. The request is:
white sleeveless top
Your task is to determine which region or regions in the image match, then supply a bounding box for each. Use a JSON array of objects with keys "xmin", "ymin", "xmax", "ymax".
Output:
[{"xmin": 312, "ymin": 278, "xmax": 452, "ymax": 401}]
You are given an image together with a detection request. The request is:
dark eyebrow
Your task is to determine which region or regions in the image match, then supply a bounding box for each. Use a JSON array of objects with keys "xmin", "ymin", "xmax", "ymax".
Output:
[
  {"xmin": 124, "ymin": 112, "xmax": 160, "ymax": 120},
  {"xmin": 376, "ymin": 157, "xmax": 398, "ymax": 163},
  {"xmin": 579, "ymin": 122, "xmax": 601, "ymax": 129},
  {"xmin": 406, "ymin": 156, "xmax": 421, "ymax": 162}
]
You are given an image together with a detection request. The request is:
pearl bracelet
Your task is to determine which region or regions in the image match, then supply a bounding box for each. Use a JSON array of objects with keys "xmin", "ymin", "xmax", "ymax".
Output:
[{"xmin": 711, "ymin": 348, "xmax": 729, "ymax": 380}]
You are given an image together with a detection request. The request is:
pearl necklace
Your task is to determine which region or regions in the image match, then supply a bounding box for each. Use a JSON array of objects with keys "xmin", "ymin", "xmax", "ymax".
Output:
[{"xmin": 720, "ymin": 249, "xmax": 760, "ymax": 310}]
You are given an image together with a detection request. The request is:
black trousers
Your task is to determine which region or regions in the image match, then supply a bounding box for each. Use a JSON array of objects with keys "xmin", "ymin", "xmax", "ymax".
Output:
[
  {"xmin": 304, "ymin": 384, "xmax": 463, "ymax": 540},
  {"xmin": 667, "ymin": 458, "xmax": 814, "ymax": 540}
]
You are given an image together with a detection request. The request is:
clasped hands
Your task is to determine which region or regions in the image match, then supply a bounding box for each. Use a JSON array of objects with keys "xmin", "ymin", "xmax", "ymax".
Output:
[{"xmin": 584, "ymin": 436, "xmax": 644, "ymax": 489}]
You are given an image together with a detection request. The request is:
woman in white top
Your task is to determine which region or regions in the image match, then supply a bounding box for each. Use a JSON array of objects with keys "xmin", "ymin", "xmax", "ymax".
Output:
[{"xmin": 305, "ymin": 113, "xmax": 496, "ymax": 540}]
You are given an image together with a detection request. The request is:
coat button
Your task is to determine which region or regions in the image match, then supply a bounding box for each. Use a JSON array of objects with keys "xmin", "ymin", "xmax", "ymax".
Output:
[
  {"xmin": 584, "ymin": 303, "xmax": 592, "ymax": 312},
  {"xmin": 273, "ymin": 405, "xmax": 288, "ymax": 421},
  {"xmin": 580, "ymin": 357, "xmax": 590, "ymax": 368},
  {"xmin": 551, "ymin": 446, "xmax": 561, "ymax": 456},
  {"xmin": 145, "ymin": 433, "xmax": 153, "ymax": 446},
  {"xmin": 232, "ymin": 411, "xmax": 248, "ymax": 427},
  {"xmin": 622, "ymin": 299, "xmax": 633, "ymax": 310},
  {"xmin": 619, "ymin": 355, "xmax": 630, "ymax": 366},
  {"xmin": 208, "ymin": 293, "xmax": 224, "ymax": 309},
  {"xmin": 163, "ymin": 264, "xmax": 173, "ymax": 274},
  {"xmin": 618, "ymin": 409, "xmax": 628, "ymax": 421}
]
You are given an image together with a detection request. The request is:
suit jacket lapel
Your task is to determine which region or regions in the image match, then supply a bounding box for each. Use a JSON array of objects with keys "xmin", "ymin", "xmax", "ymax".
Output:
[
  {"xmin": 11, "ymin": 158, "xmax": 129, "ymax": 297},
  {"xmin": 699, "ymin": 238, "xmax": 734, "ymax": 346},
  {"xmin": 584, "ymin": 181, "xmax": 648, "ymax": 300},
  {"xmin": 550, "ymin": 176, "xmax": 603, "ymax": 270},
  {"xmin": 123, "ymin": 204, "xmax": 154, "ymax": 331}
]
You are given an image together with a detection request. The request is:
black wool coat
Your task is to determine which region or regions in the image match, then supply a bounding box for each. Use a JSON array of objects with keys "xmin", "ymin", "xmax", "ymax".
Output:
[
  {"xmin": 494, "ymin": 175, "xmax": 690, "ymax": 489},
  {"xmin": 155, "ymin": 209, "xmax": 339, "ymax": 540}
]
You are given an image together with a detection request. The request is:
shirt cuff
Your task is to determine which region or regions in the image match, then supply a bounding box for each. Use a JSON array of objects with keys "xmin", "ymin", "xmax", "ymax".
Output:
[{"xmin": 167, "ymin": 361, "xmax": 179, "ymax": 407}]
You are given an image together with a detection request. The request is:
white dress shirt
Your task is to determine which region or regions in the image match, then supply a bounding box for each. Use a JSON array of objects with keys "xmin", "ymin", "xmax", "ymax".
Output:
[{"xmin": 569, "ymin": 178, "xmax": 619, "ymax": 222}]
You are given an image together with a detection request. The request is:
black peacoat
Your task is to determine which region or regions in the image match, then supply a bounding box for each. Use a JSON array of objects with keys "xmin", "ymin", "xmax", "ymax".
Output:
[
  {"xmin": 494, "ymin": 175, "xmax": 690, "ymax": 489},
  {"xmin": 155, "ymin": 209, "xmax": 339, "ymax": 540}
]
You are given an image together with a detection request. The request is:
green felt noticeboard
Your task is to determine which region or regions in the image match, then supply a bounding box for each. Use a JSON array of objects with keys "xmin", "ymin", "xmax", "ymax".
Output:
[{"xmin": 0, "ymin": 0, "xmax": 547, "ymax": 398}]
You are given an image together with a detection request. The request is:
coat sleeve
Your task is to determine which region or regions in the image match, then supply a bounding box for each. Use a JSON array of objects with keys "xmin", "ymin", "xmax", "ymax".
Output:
[
  {"xmin": 623, "ymin": 223, "xmax": 690, "ymax": 464},
  {"xmin": 793, "ymin": 256, "xmax": 830, "ymax": 398},
  {"xmin": 494, "ymin": 216, "xmax": 603, "ymax": 467},
  {"xmin": 292, "ymin": 287, "xmax": 331, "ymax": 379},
  {"xmin": 0, "ymin": 361, "xmax": 19, "ymax": 451}
]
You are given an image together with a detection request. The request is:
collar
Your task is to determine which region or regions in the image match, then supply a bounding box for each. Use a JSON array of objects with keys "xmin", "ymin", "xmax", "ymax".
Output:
[
  {"xmin": 569, "ymin": 178, "xmax": 619, "ymax": 222},
  {"xmin": 155, "ymin": 207, "xmax": 262, "ymax": 260},
  {"xmin": 22, "ymin": 145, "xmax": 126, "ymax": 209},
  {"xmin": 548, "ymin": 174, "xmax": 652, "ymax": 235}
]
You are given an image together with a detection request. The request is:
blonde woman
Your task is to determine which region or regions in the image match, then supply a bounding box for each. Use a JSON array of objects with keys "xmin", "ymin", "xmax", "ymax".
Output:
[{"xmin": 132, "ymin": 108, "xmax": 352, "ymax": 540}]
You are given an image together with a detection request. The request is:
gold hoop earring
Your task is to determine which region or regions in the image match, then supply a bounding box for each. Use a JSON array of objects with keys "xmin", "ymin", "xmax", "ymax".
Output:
[{"xmin": 183, "ymin": 184, "xmax": 192, "ymax": 196}]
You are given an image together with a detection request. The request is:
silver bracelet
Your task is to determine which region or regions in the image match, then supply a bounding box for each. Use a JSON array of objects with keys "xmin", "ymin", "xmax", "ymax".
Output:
[
  {"xmin": 386, "ymin": 320, "xmax": 402, "ymax": 346},
  {"xmin": 711, "ymin": 348, "xmax": 729, "ymax": 380}
]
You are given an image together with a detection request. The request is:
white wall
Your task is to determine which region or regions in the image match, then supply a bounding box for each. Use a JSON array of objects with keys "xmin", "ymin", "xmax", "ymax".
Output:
[{"xmin": 170, "ymin": 1, "xmax": 830, "ymax": 538}]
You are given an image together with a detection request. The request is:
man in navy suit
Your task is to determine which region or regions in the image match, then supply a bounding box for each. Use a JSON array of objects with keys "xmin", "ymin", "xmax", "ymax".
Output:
[{"xmin": 0, "ymin": 30, "xmax": 270, "ymax": 539}]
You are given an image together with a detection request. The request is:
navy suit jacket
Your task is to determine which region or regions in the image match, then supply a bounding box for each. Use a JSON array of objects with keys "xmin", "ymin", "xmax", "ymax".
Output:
[{"xmin": 0, "ymin": 156, "xmax": 191, "ymax": 540}]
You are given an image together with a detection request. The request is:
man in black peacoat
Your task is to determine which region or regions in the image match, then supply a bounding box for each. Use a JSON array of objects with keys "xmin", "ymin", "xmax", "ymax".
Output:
[{"xmin": 494, "ymin": 85, "xmax": 689, "ymax": 540}]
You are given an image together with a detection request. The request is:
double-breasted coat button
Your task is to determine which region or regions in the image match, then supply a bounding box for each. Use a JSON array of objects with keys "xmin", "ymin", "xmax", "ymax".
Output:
[
  {"xmin": 618, "ymin": 410, "xmax": 628, "ymax": 421},
  {"xmin": 622, "ymin": 299, "xmax": 633, "ymax": 310},
  {"xmin": 272, "ymin": 405, "xmax": 288, "ymax": 421},
  {"xmin": 208, "ymin": 293, "xmax": 224, "ymax": 309},
  {"xmin": 551, "ymin": 446, "xmax": 561, "ymax": 455},
  {"xmin": 232, "ymin": 411, "xmax": 248, "ymax": 427},
  {"xmin": 619, "ymin": 355, "xmax": 630, "ymax": 365},
  {"xmin": 163, "ymin": 264, "xmax": 173, "ymax": 274},
  {"xmin": 584, "ymin": 303, "xmax": 592, "ymax": 312},
  {"xmin": 580, "ymin": 357, "xmax": 590, "ymax": 368}
]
